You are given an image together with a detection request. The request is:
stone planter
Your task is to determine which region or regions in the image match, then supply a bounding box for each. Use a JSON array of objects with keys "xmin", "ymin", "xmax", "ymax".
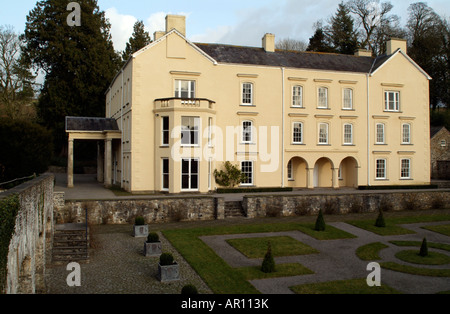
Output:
[
  {"xmin": 132, "ymin": 224, "xmax": 148, "ymax": 238},
  {"xmin": 158, "ymin": 262, "xmax": 180, "ymax": 282},
  {"xmin": 144, "ymin": 241, "xmax": 162, "ymax": 257}
]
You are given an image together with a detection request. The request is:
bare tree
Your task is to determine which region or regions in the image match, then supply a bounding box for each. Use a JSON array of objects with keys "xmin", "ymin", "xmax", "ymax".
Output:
[
  {"xmin": 0, "ymin": 25, "xmax": 36, "ymax": 120},
  {"xmin": 276, "ymin": 38, "xmax": 308, "ymax": 52}
]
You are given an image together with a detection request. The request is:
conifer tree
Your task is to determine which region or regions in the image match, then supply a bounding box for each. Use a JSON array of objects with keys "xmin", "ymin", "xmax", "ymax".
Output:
[
  {"xmin": 328, "ymin": 2, "xmax": 359, "ymax": 54},
  {"xmin": 122, "ymin": 20, "xmax": 152, "ymax": 63},
  {"xmin": 306, "ymin": 25, "xmax": 334, "ymax": 53},
  {"xmin": 419, "ymin": 238, "xmax": 428, "ymax": 257},
  {"xmin": 23, "ymin": 0, "xmax": 121, "ymax": 155},
  {"xmin": 261, "ymin": 242, "xmax": 276, "ymax": 273},
  {"xmin": 375, "ymin": 209, "xmax": 386, "ymax": 228},
  {"xmin": 314, "ymin": 209, "xmax": 326, "ymax": 231}
]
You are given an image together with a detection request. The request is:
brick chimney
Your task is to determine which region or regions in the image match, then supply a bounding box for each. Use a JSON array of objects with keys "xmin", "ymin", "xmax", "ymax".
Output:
[
  {"xmin": 165, "ymin": 15, "xmax": 186, "ymax": 36},
  {"xmin": 354, "ymin": 49, "xmax": 372, "ymax": 57},
  {"xmin": 386, "ymin": 38, "xmax": 407, "ymax": 55},
  {"xmin": 262, "ymin": 33, "xmax": 275, "ymax": 52}
]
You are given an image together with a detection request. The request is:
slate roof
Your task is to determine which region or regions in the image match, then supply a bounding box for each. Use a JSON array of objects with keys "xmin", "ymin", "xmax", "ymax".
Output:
[
  {"xmin": 195, "ymin": 43, "xmax": 388, "ymax": 74},
  {"xmin": 66, "ymin": 117, "xmax": 120, "ymax": 132},
  {"xmin": 430, "ymin": 126, "xmax": 449, "ymax": 138}
]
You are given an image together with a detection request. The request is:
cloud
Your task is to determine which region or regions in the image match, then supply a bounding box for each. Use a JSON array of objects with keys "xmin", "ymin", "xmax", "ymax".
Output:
[{"xmin": 105, "ymin": 7, "xmax": 137, "ymax": 52}]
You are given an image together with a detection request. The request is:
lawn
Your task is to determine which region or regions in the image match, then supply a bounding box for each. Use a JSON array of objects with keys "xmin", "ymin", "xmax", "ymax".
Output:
[
  {"xmin": 422, "ymin": 224, "xmax": 450, "ymax": 236},
  {"xmin": 290, "ymin": 278, "xmax": 400, "ymax": 294},
  {"xmin": 226, "ymin": 236, "xmax": 318, "ymax": 258}
]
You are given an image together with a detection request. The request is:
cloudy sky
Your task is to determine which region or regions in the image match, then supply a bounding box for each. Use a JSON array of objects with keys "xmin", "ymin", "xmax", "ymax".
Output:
[{"xmin": 2, "ymin": 0, "xmax": 450, "ymax": 52}]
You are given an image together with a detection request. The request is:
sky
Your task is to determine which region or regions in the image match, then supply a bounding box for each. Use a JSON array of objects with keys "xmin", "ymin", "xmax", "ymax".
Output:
[{"xmin": 2, "ymin": 0, "xmax": 450, "ymax": 53}]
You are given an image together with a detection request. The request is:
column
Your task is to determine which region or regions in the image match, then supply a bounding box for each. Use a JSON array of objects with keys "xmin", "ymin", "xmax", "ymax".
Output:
[
  {"xmin": 67, "ymin": 138, "xmax": 74, "ymax": 188},
  {"xmin": 307, "ymin": 168, "xmax": 314, "ymax": 189},
  {"xmin": 104, "ymin": 138, "xmax": 112, "ymax": 188},
  {"xmin": 97, "ymin": 141, "xmax": 104, "ymax": 183},
  {"xmin": 332, "ymin": 168, "xmax": 340, "ymax": 189}
]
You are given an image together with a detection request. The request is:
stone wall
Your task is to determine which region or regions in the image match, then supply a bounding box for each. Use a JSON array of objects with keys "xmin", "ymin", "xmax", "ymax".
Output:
[
  {"xmin": 243, "ymin": 190, "xmax": 450, "ymax": 218},
  {"xmin": 1, "ymin": 174, "xmax": 54, "ymax": 294},
  {"xmin": 57, "ymin": 197, "xmax": 222, "ymax": 225}
]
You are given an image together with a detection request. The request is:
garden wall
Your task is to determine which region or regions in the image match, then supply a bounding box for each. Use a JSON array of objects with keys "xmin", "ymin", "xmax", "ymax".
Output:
[
  {"xmin": 57, "ymin": 197, "xmax": 223, "ymax": 225},
  {"xmin": 243, "ymin": 190, "xmax": 450, "ymax": 218},
  {"xmin": 1, "ymin": 174, "xmax": 54, "ymax": 294}
]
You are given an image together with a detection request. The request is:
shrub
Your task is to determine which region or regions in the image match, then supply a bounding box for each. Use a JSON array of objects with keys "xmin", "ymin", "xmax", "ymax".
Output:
[
  {"xmin": 181, "ymin": 284, "xmax": 199, "ymax": 295},
  {"xmin": 419, "ymin": 238, "xmax": 428, "ymax": 257},
  {"xmin": 0, "ymin": 119, "xmax": 53, "ymax": 183},
  {"xmin": 160, "ymin": 252, "xmax": 175, "ymax": 266},
  {"xmin": 134, "ymin": 216, "xmax": 145, "ymax": 226},
  {"xmin": 261, "ymin": 242, "xmax": 275, "ymax": 273},
  {"xmin": 374, "ymin": 210, "xmax": 386, "ymax": 228},
  {"xmin": 314, "ymin": 209, "xmax": 326, "ymax": 231},
  {"xmin": 214, "ymin": 161, "xmax": 247, "ymax": 188},
  {"xmin": 147, "ymin": 232, "xmax": 159, "ymax": 243}
]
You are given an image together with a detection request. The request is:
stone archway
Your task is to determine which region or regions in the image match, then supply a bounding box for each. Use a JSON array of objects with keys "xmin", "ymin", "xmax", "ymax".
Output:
[
  {"xmin": 313, "ymin": 157, "xmax": 334, "ymax": 188},
  {"xmin": 339, "ymin": 157, "xmax": 359, "ymax": 188},
  {"xmin": 287, "ymin": 157, "xmax": 308, "ymax": 188}
]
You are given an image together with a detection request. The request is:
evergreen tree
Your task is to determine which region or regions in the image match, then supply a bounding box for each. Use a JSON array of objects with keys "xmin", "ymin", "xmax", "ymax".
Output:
[
  {"xmin": 375, "ymin": 209, "xmax": 386, "ymax": 228},
  {"xmin": 314, "ymin": 209, "xmax": 326, "ymax": 231},
  {"xmin": 122, "ymin": 20, "xmax": 152, "ymax": 63},
  {"xmin": 419, "ymin": 238, "xmax": 428, "ymax": 257},
  {"xmin": 306, "ymin": 25, "xmax": 334, "ymax": 53},
  {"xmin": 328, "ymin": 2, "xmax": 359, "ymax": 54},
  {"xmin": 261, "ymin": 242, "xmax": 276, "ymax": 273},
  {"xmin": 23, "ymin": 0, "xmax": 121, "ymax": 155}
]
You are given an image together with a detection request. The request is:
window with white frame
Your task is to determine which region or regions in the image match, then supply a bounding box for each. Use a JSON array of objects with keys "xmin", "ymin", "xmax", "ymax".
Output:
[
  {"xmin": 292, "ymin": 85, "xmax": 303, "ymax": 107},
  {"xmin": 384, "ymin": 91, "xmax": 400, "ymax": 112},
  {"xmin": 441, "ymin": 140, "xmax": 447, "ymax": 147},
  {"xmin": 241, "ymin": 161, "xmax": 253, "ymax": 186},
  {"xmin": 162, "ymin": 116, "xmax": 169, "ymax": 146},
  {"xmin": 181, "ymin": 116, "xmax": 200, "ymax": 146},
  {"xmin": 242, "ymin": 121, "xmax": 253, "ymax": 143},
  {"xmin": 401, "ymin": 159, "xmax": 411, "ymax": 179},
  {"xmin": 318, "ymin": 87, "xmax": 328, "ymax": 109},
  {"xmin": 376, "ymin": 159, "xmax": 387, "ymax": 179},
  {"xmin": 318, "ymin": 123, "xmax": 329, "ymax": 144},
  {"xmin": 376, "ymin": 123, "xmax": 385, "ymax": 144},
  {"xmin": 181, "ymin": 158, "xmax": 199, "ymax": 190},
  {"xmin": 292, "ymin": 122, "xmax": 303, "ymax": 144},
  {"xmin": 343, "ymin": 88, "xmax": 353, "ymax": 110},
  {"xmin": 402, "ymin": 123, "xmax": 411, "ymax": 144},
  {"xmin": 242, "ymin": 82, "xmax": 253, "ymax": 105},
  {"xmin": 175, "ymin": 80, "xmax": 196, "ymax": 100},
  {"xmin": 287, "ymin": 160, "xmax": 293, "ymax": 180},
  {"xmin": 162, "ymin": 158, "xmax": 169, "ymax": 190},
  {"xmin": 343, "ymin": 123, "xmax": 353, "ymax": 145}
]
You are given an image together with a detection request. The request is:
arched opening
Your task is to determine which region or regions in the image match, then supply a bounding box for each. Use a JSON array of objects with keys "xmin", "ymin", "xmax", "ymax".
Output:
[
  {"xmin": 287, "ymin": 157, "xmax": 308, "ymax": 188},
  {"xmin": 339, "ymin": 157, "xmax": 359, "ymax": 188},
  {"xmin": 313, "ymin": 158, "xmax": 333, "ymax": 188}
]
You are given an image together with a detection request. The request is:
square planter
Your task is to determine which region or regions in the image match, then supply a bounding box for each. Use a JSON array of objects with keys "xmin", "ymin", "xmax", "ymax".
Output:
[
  {"xmin": 158, "ymin": 263, "xmax": 180, "ymax": 282},
  {"xmin": 132, "ymin": 224, "xmax": 148, "ymax": 238},
  {"xmin": 144, "ymin": 241, "xmax": 162, "ymax": 257}
]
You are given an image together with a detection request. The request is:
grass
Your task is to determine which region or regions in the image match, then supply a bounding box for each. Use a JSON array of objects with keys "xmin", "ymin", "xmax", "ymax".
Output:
[
  {"xmin": 226, "ymin": 236, "xmax": 318, "ymax": 258},
  {"xmin": 356, "ymin": 242, "xmax": 389, "ymax": 261},
  {"xmin": 389, "ymin": 240, "xmax": 450, "ymax": 252},
  {"xmin": 395, "ymin": 250, "xmax": 450, "ymax": 265},
  {"xmin": 237, "ymin": 263, "xmax": 314, "ymax": 280},
  {"xmin": 348, "ymin": 213, "xmax": 450, "ymax": 236},
  {"xmin": 381, "ymin": 262, "xmax": 450, "ymax": 277},
  {"xmin": 290, "ymin": 278, "xmax": 401, "ymax": 294},
  {"xmin": 162, "ymin": 220, "xmax": 355, "ymax": 294},
  {"xmin": 422, "ymin": 224, "xmax": 450, "ymax": 236}
]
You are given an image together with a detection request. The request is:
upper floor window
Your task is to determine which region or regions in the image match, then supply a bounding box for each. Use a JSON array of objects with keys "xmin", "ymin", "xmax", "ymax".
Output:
[
  {"xmin": 162, "ymin": 116, "xmax": 170, "ymax": 146},
  {"xmin": 441, "ymin": 140, "xmax": 447, "ymax": 147},
  {"xmin": 292, "ymin": 86, "xmax": 303, "ymax": 108},
  {"xmin": 181, "ymin": 116, "xmax": 200, "ymax": 146},
  {"xmin": 242, "ymin": 121, "xmax": 253, "ymax": 143},
  {"xmin": 385, "ymin": 91, "xmax": 400, "ymax": 112},
  {"xmin": 343, "ymin": 123, "xmax": 353, "ymax": 145},
  {"xmin": 175, "ymin": 80, "xmax": 196, "ymax": 99},
  {"xmin": 402, "ymin": 123, "xmax": 411, "ymax": 144},
  {"xmin": 292, "ymin": 122, "xmax": 303, "ymax": 144},
  {"xmin": 343, "ymin": 88, "xmax": 353, "ymax": 110},
  {"xmin": 318, "ymin": 87, "xmax": 328, "ymax": 109},
  {"xmin": 376, "ymin": 123, "xmax": 385, "ymax": 144},
  {"xmin": 318, "ymin": 123, "xmax": 329, "ymax": 144},
  {"xmin": 241, "ymin": 82, "xmax": 253, "ymax": 105}
]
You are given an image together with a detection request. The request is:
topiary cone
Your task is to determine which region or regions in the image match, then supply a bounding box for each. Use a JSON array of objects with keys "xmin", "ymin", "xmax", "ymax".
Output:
[
  {"xmin": 375, "ymin": 210, "xmax": 386, "ymax": 228},
  {"xmin": 419, "ymin": 238, "xmax": 428, "ymax": 257},
  {"xmin": 314, "ymin": 209, "xmax": 326, "ymax": 231},
  {"xmin": 261, "ymin": 242, "xmax": 276, "ymax": 273}
]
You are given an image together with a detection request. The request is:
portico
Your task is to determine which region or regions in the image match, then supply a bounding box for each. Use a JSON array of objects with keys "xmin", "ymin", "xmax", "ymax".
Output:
[{"xmin": 65, "ymin": 117, "xmax": 121, "ymax": 188}]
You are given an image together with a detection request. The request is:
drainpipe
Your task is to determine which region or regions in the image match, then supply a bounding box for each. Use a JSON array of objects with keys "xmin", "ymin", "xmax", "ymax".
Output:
[
  {"xmin": 121, "ymin": 69, "xmax": 124, "ymax": 188},
  {"xmin": 366, "ymin": 73, "xmax": 371, "ymax": 186},
  {"xmin": 281, "ymin": 67, "xmax": 285, "ymax": 188}
]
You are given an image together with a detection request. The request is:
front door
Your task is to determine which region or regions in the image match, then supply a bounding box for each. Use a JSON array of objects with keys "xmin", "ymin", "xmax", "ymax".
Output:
[{"xmin": 181, "ymin": 159, "xmax": 199, "ymax": 191}]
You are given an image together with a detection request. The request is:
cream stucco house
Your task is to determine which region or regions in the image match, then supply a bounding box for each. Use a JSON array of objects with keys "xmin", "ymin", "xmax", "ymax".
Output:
[{"xmin": 67, "ymin": 15, "xmax": 432, "ymax": 193}]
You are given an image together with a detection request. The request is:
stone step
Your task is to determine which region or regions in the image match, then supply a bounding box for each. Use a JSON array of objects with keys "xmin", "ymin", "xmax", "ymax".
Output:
[
  {"xmin": 224, "ymin": 201, "xmax": 245, "ymax": 218},
  {"xmin": 52, "ymin": 224, "xmax": 89, "ymax": 263}
]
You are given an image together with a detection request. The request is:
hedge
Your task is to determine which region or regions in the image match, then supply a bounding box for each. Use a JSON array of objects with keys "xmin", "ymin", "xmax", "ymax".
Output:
[{"xmin": 0, "ymin": 194, "xmax": 20, "ymax": 293}]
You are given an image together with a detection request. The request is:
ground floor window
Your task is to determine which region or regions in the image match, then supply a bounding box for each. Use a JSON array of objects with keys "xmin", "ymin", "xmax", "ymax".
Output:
[
  {"xmin": 162, "ymin": 158, "xmax": 169, "ymax": 190},
  {"xmin": 376, "ymin": 159, "xmax": 386, "ymax": 179},
  {"xmin": 241, "ymin": 161, "xmax": 253, "ymax": 186},
  {"xmin": 401, "ymin": 159, "xmax": 411, "ymax": 179},
  {"xmin": 182, "ymin": 158, "xmax": 199, "ymax": 190}
]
